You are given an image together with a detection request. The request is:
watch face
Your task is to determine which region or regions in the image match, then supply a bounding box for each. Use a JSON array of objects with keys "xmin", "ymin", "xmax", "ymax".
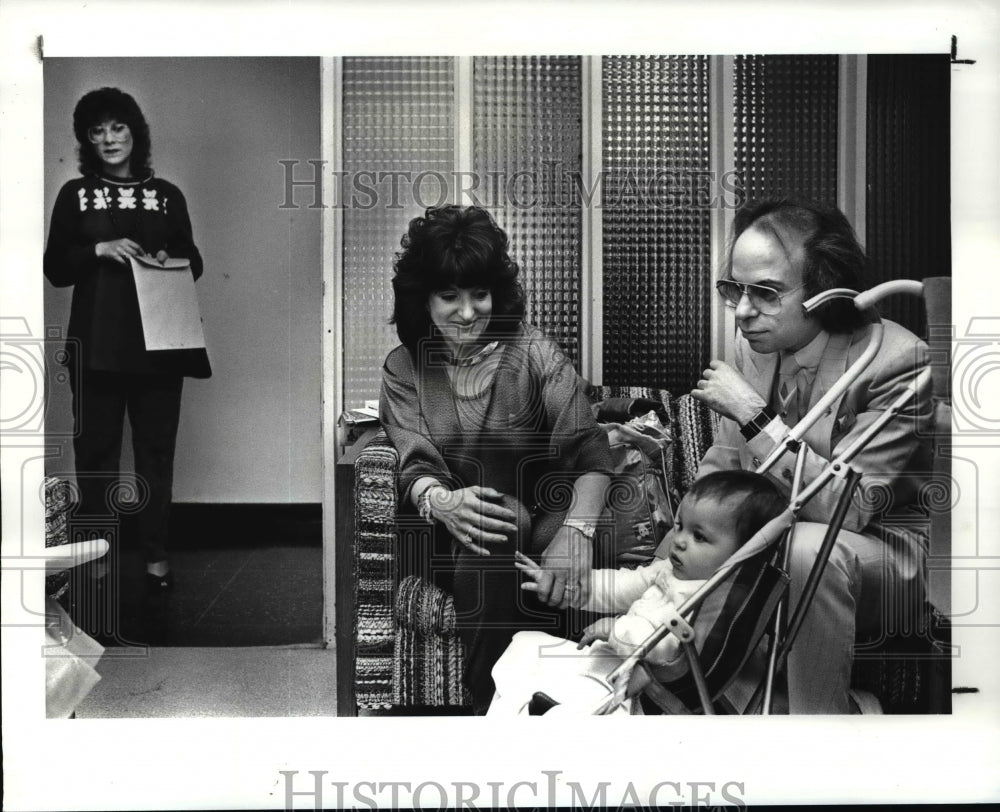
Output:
[{"xmin": 564, "ymin": 520, "xmax": 596, "ymax": 539}]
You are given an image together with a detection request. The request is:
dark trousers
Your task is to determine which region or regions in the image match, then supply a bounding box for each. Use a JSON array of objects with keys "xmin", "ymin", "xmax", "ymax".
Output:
[
  {"xmin": 69, "ymin": 367, "xmax": 184, "ymax": 565},
  {"xmin": 441, "ymin": 497, "xmax": 596, "ymax": 714}
]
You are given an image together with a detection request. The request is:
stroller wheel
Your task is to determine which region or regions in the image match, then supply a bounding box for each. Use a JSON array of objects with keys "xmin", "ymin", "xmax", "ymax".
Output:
[{"xmin": 527, "ymin": 692, "xmax": 561, "ymax": 715}]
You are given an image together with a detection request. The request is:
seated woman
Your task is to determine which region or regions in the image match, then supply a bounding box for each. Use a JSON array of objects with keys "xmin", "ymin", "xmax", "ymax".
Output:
[{"xmin": 379, "ymin": 205, "xmax": 612, "ymax": 713}]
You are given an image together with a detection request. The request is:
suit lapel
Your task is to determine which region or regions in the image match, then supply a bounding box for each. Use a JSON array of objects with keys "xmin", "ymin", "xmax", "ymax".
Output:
[
  {"xmin": 803, "ymin": 331, "xmax": 853, "ymax": 459},
  {"xmin": 740, "ymin": 335, "xmax": 779, "ymax": 400}
]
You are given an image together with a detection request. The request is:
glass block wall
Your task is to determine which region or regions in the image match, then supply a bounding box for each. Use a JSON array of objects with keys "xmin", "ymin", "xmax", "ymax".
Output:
[
  {"xmin": 602, "ymin": 55, "xmax": 713, "ymax": 393},
  {"xmin": 339, "ymin": 55, "xmax": 938, "ymax": 404},
  {"xmin": 472, "ymin": 56, "xmax": 583, "ymax": 359},
  {"xmin": 734, "ymin": 55, "xmax": 839, "ymax": 206},
  {"xmin": 342, "ymin": 57, "xmax": 454, "ymax": 408},
  {"xmin": 866, "ymin": 54, "xmax": 951, "ymax": 336}
]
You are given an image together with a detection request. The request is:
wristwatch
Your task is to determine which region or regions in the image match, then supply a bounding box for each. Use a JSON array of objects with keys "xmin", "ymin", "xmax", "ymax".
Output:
[
  {"xmin": 417, "ymin": 486, "xmax": 443, "ymax": 524},
  {"xmin": 562, "ymin": 518, "xmax": 597, "ymax": 540},
  {"xmin": 740, "ymin": 405, "xmax": 777, "ymax": 441}
]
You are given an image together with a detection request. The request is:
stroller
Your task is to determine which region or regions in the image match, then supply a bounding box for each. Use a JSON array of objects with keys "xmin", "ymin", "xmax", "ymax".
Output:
[{"xmin": 502, "ymin": 279, "xmax": 940, "ymax": 716}]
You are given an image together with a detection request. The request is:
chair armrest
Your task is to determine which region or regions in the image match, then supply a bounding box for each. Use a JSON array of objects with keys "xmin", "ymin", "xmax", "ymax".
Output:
[
  {"xmin": 395, "ymin": 574, "xmax": 459, "ymax": 636},
  {"xmin": 45, "ymin": 477, "xmax": 72, "ymax": 598},
  {"xmin": 672, "ymin": 393, "xmax": 720, "ymax": 495},
  {"xmin": 348, "ymin": 429, "xmax": 403, "ymax": 711}
]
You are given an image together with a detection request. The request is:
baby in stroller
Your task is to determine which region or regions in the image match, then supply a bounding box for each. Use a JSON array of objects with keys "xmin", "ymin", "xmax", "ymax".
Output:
[{"xmin": 488, "ymin": 470, "xmax": 787, "ymax": 715}]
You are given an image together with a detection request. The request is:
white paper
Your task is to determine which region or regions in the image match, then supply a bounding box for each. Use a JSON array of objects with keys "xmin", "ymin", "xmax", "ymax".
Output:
[{"xmin": 130, "ymin": 254, "xmax": 206, "ymax": 350}]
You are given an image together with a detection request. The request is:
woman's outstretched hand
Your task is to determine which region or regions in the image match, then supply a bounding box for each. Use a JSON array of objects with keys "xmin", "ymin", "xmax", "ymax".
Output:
[
  {"xmin": 427, "ymin": 485, "xmax": 519, "ymax": 556},
  {"xmin": 95, "ymin": 238, "xmax": 144, "ymax": 266}
]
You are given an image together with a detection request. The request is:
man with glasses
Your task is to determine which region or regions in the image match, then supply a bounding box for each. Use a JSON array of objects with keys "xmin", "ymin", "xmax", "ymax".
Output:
[{"xmin": 692, "ymin": 199, "xmax": 933, "ymax": 714}]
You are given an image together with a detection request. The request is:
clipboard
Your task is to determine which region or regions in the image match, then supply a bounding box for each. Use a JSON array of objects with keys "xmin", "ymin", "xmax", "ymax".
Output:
[{"xmin": 130, "ymin": 255, "xmax": 207, "ymax": 350}]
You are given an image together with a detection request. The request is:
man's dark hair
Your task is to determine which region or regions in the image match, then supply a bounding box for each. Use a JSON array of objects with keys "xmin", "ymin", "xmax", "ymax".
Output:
[
  {"xmin": 687, "ymin": 470, "xmax": 787, "ymax": 544},
  {"xmin": 390, "ymin": 205, "xmax": 526, "ymax": 351},
  {"xmin": 73, "ymin": 87, "xmax": 152, "ymax": 177},
  {"xmin": 725, "ymin": 198, "xmax": 869, "ymax": 332}
]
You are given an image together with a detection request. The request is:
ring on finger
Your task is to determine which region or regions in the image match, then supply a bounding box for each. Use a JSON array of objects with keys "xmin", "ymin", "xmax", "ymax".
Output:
[{"xmin": 564, "ymin": 584, "xmax": 579, "ymax": 594}]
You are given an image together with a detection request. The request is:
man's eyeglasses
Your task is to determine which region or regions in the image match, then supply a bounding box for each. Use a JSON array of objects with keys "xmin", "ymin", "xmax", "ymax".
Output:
[
  {"xmin": 715, "ymin": 279, "xmax": 805, "ymax": 315},
  {"xmin": 87, "ymin": 122, "xmax": 131, "ymax": 144}
]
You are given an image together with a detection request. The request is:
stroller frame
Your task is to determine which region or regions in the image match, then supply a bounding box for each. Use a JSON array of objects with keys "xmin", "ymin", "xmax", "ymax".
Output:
[{"xmin": 593, "ymin": 279, "xmax": 933, "ymax": 716}]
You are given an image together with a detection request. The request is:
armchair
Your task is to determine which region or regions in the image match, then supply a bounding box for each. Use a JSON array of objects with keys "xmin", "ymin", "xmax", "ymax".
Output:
[{"xmin": 339, "ymin": 386, "xmax": 716, "ymax": 713}]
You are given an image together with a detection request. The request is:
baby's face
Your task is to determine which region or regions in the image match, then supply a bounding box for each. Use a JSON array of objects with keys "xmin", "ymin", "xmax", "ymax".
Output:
[{"xmin": 664, "ymin": 494, "xmax": 742, "ymax": 580}]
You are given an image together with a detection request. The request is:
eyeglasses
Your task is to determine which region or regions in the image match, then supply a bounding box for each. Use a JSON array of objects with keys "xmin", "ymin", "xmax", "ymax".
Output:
[
  {"xmin": 87, "ymin": 122, "xmax": 131, "ymax": 144},
  {"xmin": 715, "ymin": 279, "xmax": 805, "ymax": 315}
]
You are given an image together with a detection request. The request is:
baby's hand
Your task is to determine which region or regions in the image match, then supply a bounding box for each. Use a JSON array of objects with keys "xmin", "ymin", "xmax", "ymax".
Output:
[
  {"xmin": 577, "ymin": 617, "xmax": 615, "ymax": 649},
  {"xmin": 514, "ymin": 550, "xmax": 555, "ymax": 595}
]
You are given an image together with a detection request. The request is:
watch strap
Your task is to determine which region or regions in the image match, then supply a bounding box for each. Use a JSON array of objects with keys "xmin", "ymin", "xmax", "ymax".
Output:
[
  {"xmin": 562, "ymin": 519, "xmax": 597, "ymax": 540},
  {"xmin": 740, "ymin": 405, "xmax": 777, "ymax": 441}
]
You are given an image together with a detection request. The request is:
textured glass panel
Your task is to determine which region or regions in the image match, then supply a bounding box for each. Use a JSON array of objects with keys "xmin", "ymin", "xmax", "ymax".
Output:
[
  {"xmin": 866, "ymin": 55, "xmax": 950, "ymax": 335},
  {"xmin": 734, "ymin": 55, "xmax": 839, "ymax": 205},
  {"xmin": 472, "ymin": 56, "xmax": 583, "ymax": 359},
  {"xmin": 602, "ymin": 55, "xmax": 712, "ymax": 392},
  {"xmin": 342, "ymin": 57, "xmax": 454, "ymax": 408}
]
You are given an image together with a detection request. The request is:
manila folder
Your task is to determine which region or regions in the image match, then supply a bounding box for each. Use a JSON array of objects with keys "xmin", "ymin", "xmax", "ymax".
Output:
[{"xmin": 130, "ymin": 255, "xmax": 207, "ymax": 351}]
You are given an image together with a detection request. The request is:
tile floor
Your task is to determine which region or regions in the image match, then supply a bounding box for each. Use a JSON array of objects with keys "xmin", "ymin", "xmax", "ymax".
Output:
[
  {"xmin": 101, "ymin": 542, "xmax": 324, "ymax": 647},
  {"xmin": 66, "ymin": 504, "xmax": 329, "ymax": 718},
  {"xmin": 65, "ymin": 505, "xmax": 323, "ymax": 647},
  {"xmin": 76, "ymin": 646, "xmax": 337, "ymax": 718}
]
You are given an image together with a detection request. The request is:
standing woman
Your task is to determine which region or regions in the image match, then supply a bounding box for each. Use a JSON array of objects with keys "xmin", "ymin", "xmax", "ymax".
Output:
[
  {"xmin": 380, "ymin": 205, "xmax": 611, "ymax": 712},
  {"xmin": 44, "ymin": 87, "xmax": 210, "ymax": 609}
]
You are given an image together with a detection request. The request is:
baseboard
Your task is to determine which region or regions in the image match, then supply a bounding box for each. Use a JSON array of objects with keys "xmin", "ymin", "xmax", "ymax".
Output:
[
  {"xmin": 169, "ymin": 503, "xmax": 321, "ymax": 548},
  {"xmin": 156, "ymin": 503, "xmax": 321, "ymax": 549}
]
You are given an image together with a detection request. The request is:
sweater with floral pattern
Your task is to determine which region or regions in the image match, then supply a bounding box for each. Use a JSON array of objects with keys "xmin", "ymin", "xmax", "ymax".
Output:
[{"xmin": 44, "ymin": 172, "xmax": 210, "ymax": 377}]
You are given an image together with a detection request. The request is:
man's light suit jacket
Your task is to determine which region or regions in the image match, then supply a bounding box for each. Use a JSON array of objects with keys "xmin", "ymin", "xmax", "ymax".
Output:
[{"xmin": 698, "ymin": 319, "xmax": 933, "ymax": 571}]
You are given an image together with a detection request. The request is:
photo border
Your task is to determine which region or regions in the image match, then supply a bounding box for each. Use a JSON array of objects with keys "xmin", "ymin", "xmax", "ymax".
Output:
[{"xmin": 2, "ymin": 1, "xmax": 998, "ymax": 808}]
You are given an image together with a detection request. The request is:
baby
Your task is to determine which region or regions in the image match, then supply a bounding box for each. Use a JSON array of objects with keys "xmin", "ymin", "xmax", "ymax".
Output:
[{"xmin": 489, "ymin": 470, "xmax": 786, "ymax": 714}]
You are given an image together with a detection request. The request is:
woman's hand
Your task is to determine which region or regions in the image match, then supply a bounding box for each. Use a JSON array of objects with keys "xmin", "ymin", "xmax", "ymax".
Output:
[
  {"xmin": 95, "ymin": 238, "xmax": 144, "ymax": 266},
  {"xmin": 537, "ymin": 525, "xmax": 593, "ymax": 609},
  {"xmin": 427, "ymin": 485, "xmax": 519, "ymax": 556}
]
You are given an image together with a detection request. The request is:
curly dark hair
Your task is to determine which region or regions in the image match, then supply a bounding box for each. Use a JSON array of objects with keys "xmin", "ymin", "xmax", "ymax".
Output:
[
  {"xmin": 390, "ymin": 205, "xmax": 526, "ymax": 351},
  {"xmin": 687, "ymin": 470, "xmax": 788, "ymax": 545},
  {"xmin": 72, "ymin": 87, "xmax": 152, "ymax": 178},
  {"xmin": 724, "ymin": 199, "xmax": 869, "ymax": 333}
]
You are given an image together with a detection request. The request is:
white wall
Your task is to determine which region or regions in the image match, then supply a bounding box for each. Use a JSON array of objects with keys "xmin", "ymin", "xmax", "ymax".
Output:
[{"xmin": 43, "ymin": 57, "xmax": 323, "ymax": 503}]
